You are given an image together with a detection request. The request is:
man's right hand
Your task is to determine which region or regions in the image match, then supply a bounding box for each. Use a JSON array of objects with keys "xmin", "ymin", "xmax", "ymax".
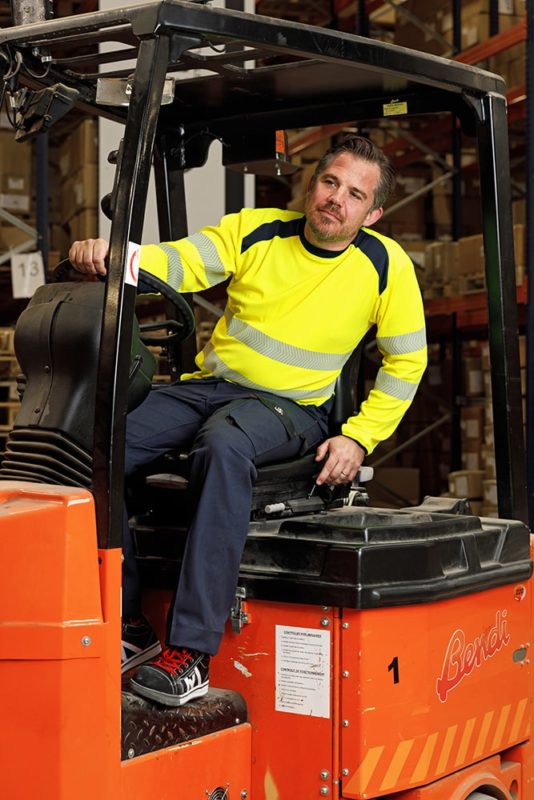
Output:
[{"xmin": 68, "ymin": 238, "xmax": 109, "ymax": 277}]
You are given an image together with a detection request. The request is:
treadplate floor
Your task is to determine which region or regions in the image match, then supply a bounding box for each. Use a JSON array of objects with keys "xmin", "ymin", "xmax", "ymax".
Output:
[{"xmin": 121, "ymin": 678, "xmax": 247, "ymax": 760}]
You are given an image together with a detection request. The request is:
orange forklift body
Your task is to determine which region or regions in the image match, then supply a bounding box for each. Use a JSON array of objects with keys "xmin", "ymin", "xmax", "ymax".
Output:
[
  {"xmin": 210, "ymin": 584, "xmax": 531, "ymax": 799},
  {"xmin": 0, "ymin": 483, "xmax": 252, "ymax": 800},
  {"xmin": 3, "ymin": 479, "xmax": 531, "ymax": 800}
]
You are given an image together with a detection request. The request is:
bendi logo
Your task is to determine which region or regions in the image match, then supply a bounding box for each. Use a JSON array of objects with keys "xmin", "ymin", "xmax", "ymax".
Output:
[{"xmin": 436, "ymin": 610, "xmax": 510, "ymax": 703}]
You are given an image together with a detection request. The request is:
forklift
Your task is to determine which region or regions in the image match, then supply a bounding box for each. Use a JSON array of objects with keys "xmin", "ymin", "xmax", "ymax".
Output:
[{"xmin": 0, "ymin": 2, "xmax": 532, "ymax": 798}]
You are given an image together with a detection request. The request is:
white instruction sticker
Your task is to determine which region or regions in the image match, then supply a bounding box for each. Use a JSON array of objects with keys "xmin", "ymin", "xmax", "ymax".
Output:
[
  {"xmin": 125, "ymin": 242, "xmax": 140, "ymax": 287},
  {"xmin": 11, "ymin": 251, "xmax": 45, "ymax": 298},
  {"xmin": 275, "ymin": 625, "xmax": 330, "ymax": 718}
]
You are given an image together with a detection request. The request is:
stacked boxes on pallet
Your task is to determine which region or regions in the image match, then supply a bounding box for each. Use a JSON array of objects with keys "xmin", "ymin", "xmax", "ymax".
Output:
[
  {"xmin": 394, "ymin": 0, "xmax": 524, "ymax": 56},
  {"xmin": 448, "ymin": 334, "xmax": 526, "ymax": 517},
  {"xmin": 447, "ymin": 342, "xmax": 488, "ymax": 512},
  {"xmin": 58, "ymin": 120, "xmax": 99, "ymax": 251},
  {"xmin": 421, "ymin": 224, "xmax": 525, "ymax": 298},
  {"xmin": 0, "ymin": 123, "xmax": 34, "ymax": 258},
  {"xmin": 0, "ymin": 327, "xmax": 20, "ymax": 445}
]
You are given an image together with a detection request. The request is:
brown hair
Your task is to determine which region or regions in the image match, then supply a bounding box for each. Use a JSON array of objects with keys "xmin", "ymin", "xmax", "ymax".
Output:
[{"xmin": 314, "ymin": 135, "xmax": 396, "ymax": 210}]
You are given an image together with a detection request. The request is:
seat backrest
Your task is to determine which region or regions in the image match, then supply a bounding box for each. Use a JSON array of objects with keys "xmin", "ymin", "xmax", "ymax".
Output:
[
  {"xmin": 0, "ymin": 282, "xmax": 156, "ymax": 487},
  {"xmin": 329, "ymin": 341, "xmax": 363, "ymax": 435}
]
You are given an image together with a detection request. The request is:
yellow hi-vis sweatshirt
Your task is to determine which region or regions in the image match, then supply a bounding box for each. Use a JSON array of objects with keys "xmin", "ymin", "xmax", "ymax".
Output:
[{"xmin": 139, "ymin": 208, "xmax": 427, "ymax": 455}]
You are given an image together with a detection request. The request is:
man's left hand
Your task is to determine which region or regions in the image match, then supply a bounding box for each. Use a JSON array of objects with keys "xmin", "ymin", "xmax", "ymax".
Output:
[{"xmin": 314, "ymin": 435, "xmax": 365, "ymax": 486}]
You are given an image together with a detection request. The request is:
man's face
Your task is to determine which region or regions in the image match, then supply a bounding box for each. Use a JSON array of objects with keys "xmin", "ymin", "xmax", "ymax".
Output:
[{"xmin": 304, "ymin": 153, "xmax": 384, "ymax": 251}]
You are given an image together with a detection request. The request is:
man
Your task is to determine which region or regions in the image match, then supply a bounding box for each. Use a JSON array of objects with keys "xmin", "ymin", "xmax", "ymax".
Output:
[{"xmin": 69, "ymin": 135, "xmax": 427, "ymax": 707}]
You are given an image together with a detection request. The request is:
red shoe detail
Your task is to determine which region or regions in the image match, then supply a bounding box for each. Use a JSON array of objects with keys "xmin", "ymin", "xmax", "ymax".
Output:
[{"xmin": 149, "ymin": 647, "xmax": 194, "ymax": 675}]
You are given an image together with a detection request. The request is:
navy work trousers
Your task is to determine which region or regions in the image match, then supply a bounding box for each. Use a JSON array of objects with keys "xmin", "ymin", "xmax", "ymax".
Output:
[{"xmin": 122, "ymin": 378, "xmax": 330, "ymax": 655}]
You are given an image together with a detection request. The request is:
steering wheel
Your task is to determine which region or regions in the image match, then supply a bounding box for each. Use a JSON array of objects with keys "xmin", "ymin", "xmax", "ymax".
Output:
[{"xmin": 51, "ymin": 258, "xmax": 196, "ymax": 343}]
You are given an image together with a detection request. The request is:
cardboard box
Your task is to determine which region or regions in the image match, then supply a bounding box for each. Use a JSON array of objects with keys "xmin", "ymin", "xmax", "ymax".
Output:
[
  {"xmin": 381, "ymin": 195, "xmax": 426, "ymax": 236},
  {"xmin": 61, "ymin": 164, "xmax": 98, "ymax": 222},
  {"xmin": 458, "ymin": 234, "xmax": 484, "ymax": 276},
  {"xmin": 513, "ymin": 198, "xmax": 526, "ymax": 226},
  {"xmin": 464, "ymin": 356, "xmax": 483, "ymax": 397},
  {"xmin": 0, "ymin": 155, "xmax": 31, "ymax": 213},
  {"xmin": 49, "ymin": 223, "xmax": 71, "ymax": 257},
  {"xmin": 68, "ymin": 208, "xmax": 99, "ymax": 242},
  {"xmin": 1, "ymin": 174, "xmax": 29, "ymax": 195},
  {"xmin": 456, "ymin": 226, "xmax": 522, "ymax": 275},
  {"xmin": 461, "ymin": 448, "xmax": 483, "ymax": 471},
  {"xmin": 402, "ymin": 240, "xmax": 432, "ymax": 287},
  {"xmin": 461, "ymin": 13, "xmax": 522, "ymax": 50},
  {"xmin": 490, "ymin": 42, "xmax": 525, "ymax": 87},
  {"xmin": 484, "ymin": 424, "xmax": 494, "ymax": 447},
  {"xmin": 394, "ymin": 0, "xmax": 452, "ymax": 55},
  {"xmin": 483, "ymin": 479, "xmax": 498, "ymax": 506},
  {"xmin": 0, "ymin": 132, "xmax": 31, "ymax": 181},
  {"xmin": 432, "ymin": 240, "xmax": 460, "ymax": 283},
  {"xmin": 461, "ymin": 405, "xmax": 485, "ymax": 441},
  {"xmin": 0, "ymin": 224, "xmax": 36, "ymax": 251},
  {"xmin": 481, "ymin": 341, "xmax": 490, "ymax": 371},
  {"xmin": 441, "ymin": 2, "xmax": 522, "ymax": 49},
  {"xmin": 397, "ymin": 0, "xmax": 522, "ymax": 53},
  {"xmin": 513, "ymin": 224, "xmax": 525, "ymax": 267},
  {"xmin": 0, "ymin": 193, "xmax": 30, "ymax": 213},
  {"xmin": 59, "ymin": 119, "xmax": 98, "ymax": 178},
  {"xmin": 448, "ymin": 469, "xmax": 484, "ymax": 499}
]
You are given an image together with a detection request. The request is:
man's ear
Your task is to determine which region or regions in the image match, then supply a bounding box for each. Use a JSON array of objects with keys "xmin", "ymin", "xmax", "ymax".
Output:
[
  {"xmin": 307, "ymin": 174, "xmax": 317, "ymax": 194},
  {"xmin": 363, "ymin": 206, "xmax": 383, "ymax": 227}
]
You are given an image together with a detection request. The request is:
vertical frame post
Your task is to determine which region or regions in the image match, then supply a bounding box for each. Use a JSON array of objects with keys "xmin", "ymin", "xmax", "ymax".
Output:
[
  {"xmin": 153, "ymin": 131, "xmax": 197, "ymax": 374},
  {"xmin": 476, "ymin": 92, "xmax": 527, "ymax": 521},
  {"xmin": 92, "ymin": 33, "xmax": 171, "ymax": 549}
]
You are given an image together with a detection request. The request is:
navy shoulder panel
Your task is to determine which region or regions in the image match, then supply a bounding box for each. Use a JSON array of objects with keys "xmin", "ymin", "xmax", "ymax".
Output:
[
  {"xmin": 353, "ymin": 229, "xmax": 389, "ymax": 294},
  {"xmin": 241, "ymin": 218, "xmax": 302, "ymax": 254}
]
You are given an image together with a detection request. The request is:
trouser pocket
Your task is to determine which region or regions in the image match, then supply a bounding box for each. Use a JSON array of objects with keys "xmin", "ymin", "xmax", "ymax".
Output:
[{"xmin": 225, "ymin": 396, "xmax": 328, "ymax": 464}]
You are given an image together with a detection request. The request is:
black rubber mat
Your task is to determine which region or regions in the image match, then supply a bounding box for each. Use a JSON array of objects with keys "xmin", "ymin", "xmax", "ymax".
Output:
[{"xmin": 121, "ymin": 683, "xmax": 247, "ymax": 760}]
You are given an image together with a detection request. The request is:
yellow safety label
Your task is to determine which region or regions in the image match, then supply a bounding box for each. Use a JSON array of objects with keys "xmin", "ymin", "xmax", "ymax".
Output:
[{"xmin": 383, "ymin": 100, "xmax": 408, "ymax": 117}]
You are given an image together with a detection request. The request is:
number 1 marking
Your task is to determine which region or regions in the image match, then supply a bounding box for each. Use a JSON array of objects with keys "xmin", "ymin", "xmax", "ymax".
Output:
[{"xmin": 388, "ymin": 656, "xmax": 400, "ymax": 684}]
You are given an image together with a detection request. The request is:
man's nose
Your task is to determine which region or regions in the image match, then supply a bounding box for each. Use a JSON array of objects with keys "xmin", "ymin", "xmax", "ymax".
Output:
[{"xmin": 327, "ymin": 185, "xmax": 344, "ymax": 203}]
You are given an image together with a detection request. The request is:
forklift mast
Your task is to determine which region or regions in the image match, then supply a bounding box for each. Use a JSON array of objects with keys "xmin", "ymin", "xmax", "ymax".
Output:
[{"xmin": 0, "ymin": 3, "xmax": 531, "ymax": 800}]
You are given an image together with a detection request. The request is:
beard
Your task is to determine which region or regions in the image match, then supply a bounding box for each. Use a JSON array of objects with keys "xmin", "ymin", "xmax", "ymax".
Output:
[{"xmin": 305, "ymin": 204, "xmax": 360, "ymax": 244}]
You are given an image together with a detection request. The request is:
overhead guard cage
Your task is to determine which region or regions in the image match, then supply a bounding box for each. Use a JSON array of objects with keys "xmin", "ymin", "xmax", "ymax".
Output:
[{"xmin": 0, "ymin": 0, "xmax": 527, "ymax": 538}]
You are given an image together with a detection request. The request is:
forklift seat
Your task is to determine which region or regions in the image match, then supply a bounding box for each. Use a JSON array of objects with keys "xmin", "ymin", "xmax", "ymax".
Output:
[
  {"xmin": 142, "ymin": 342, "xmax": 364, "ymax": 519},
  {"xmin": 0, "ymin": 281, "xmax": 157, "ymax": 488}
]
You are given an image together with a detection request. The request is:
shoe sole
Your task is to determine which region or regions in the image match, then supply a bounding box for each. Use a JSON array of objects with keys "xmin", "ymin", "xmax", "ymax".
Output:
[
  {"xmin": 121, "ymin": 641, "xmax": 162, "ymax": 675},
  {"xmin": 129, "ymin": 678, "xmax": 209, "ymax": 707}
]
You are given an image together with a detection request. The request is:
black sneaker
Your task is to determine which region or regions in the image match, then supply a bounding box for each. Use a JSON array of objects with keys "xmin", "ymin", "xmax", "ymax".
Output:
[
  {"xmin": 121, "ymin": 617, "xmax": 162, "ymax": 674},
  {"xmin": 130, "ymin": 646, "xmax": 210, "ymax": 706}
]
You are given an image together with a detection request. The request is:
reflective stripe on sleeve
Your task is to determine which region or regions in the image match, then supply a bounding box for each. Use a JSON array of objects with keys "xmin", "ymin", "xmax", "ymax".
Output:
[
  {"xmin": 158, "ymin": 244, "xmax": 184, "ymax": 290},
  {"xmin": 377, "ymin": 327, "xmax": 426, "ymax": 356},
  {"xmin": 188, "ymin": 232, "xmax": 227, "ymax": 286},
  {"xmin": 375, "ymin": 370, "xmax": 419, "ymax": 401}
]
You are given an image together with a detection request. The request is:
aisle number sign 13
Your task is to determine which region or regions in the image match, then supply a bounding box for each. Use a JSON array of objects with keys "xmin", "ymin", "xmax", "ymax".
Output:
[{"xmin": 11, "ymin": 252, "xmax": 45, "ymax": 298}]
